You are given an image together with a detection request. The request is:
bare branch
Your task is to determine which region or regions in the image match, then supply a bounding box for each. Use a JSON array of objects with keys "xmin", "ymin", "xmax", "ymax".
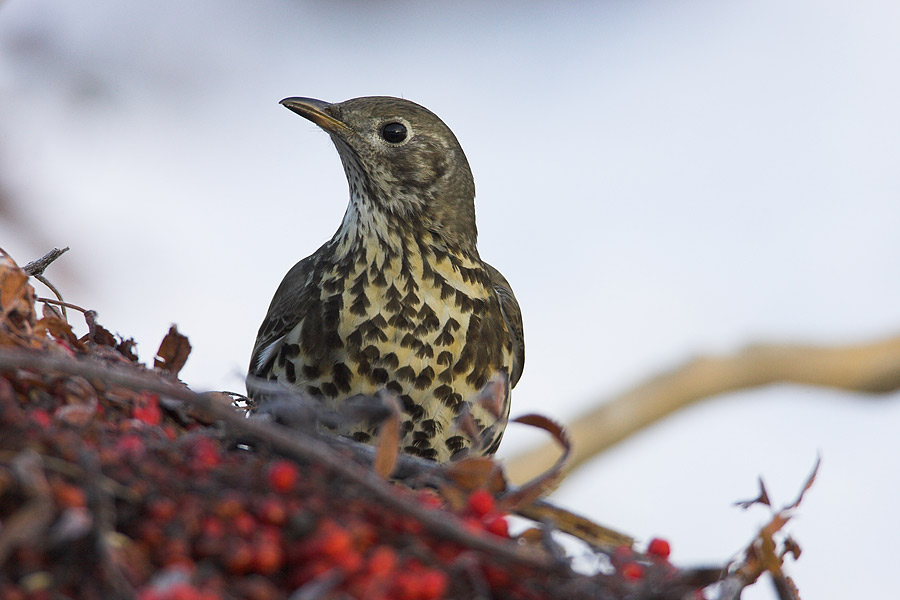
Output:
[
  {"xmin": 22, "ymin": 247, "xmax": 69, "ymax": 277},
  {"xmin": 506, "ymin": 335, "xmax": 900, "ymax": 483}
]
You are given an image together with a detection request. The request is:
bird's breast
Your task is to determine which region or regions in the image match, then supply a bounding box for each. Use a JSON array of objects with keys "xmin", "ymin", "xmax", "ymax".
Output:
[{"xmin": 271, "ymin": 233, "xmax": 514, "ymax": 460}]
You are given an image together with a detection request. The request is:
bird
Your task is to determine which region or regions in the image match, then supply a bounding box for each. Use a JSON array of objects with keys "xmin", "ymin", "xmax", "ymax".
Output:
[{"xmin": 247, "ymin": 96, "xmax": 523, "ymax": 462}]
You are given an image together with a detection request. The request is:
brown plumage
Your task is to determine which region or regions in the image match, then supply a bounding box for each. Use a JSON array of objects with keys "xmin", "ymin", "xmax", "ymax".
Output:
[{"xmin": 248, "ymin": 96, "xmax": 523, "ymax": 462}]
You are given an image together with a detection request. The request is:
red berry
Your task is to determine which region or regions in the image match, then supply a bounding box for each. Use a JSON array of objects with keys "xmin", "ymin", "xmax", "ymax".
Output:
[
  {"xmin": 647, "ymin": 537, "xmax": 671, "ymax": 560},
  {"xmin": 54, "ymin": 483, "xmax": 87, "ymax": 508},
  {"xmin": 483, "ymin": 563, "xmax": 510, "ymax": 588},
  {"xmin": 484, "ymin": 515, "xmax": 509, "ymax": 538},
  {"xmin": 30, "ymin": 409, "xmax": 51, "ymax": 428},
  {"xmin": 622, "ymin": 562, "xmax": 644, "ymax": 581},
  {"xmin": 466, "ymin": 489, "xmax": 495, "ymax": 517},
  {"xmin": 116, "ymin": 434, "xmax": 145, "ymax": 458},
  {"xmin": 147, "ymin": 497, "xmax": 177, "ymax": 521},
  {"xmin": 267, "ymin": 460, "xmax": 298, "ymax": 494},
  {"xmin": 189, "ymin": 437, "xmax": 221, "ymax": 469},
  {"xmin": 234, "ymin": 511, "xmax": 256, "ymax": 537},
  {"xmin": 419, "ymin": 570, "xmax": 448, "ymax": 600},
  {"xmin": 256, "ymin": 497, "xmax": 287, "ymax": 526},
  {"xmin": 224, "ymin": 541, "xmax": 254, "ymax": 574},
  {"xmin": 133, "ymin": 392, "xmax": 162, "ymax": 425},
  {"xmin": 252, "ymin": 539, "xmax": 284, "ymax": 574},
  {"xmin": 319, "ymin": 522, "xmax": 352, "ymax": 559},
  {"xmin": 367, "ymin": 546, "xmax": 397, "ymax": 577}
]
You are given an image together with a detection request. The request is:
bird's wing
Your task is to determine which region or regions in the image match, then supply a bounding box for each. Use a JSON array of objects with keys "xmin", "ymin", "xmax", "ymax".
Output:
[
  {"xmin": 483, "ymin": 262, "xmax": 524, "ymax": 388},
  {"xmin": 248, "ymin": 251, "xmax": 320, "ymax": 382}
]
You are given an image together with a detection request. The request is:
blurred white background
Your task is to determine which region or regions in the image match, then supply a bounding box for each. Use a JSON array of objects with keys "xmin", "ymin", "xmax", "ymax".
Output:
[{"xmin": 2, "ymin": 1, "xmax": 899, "ymax": 597}]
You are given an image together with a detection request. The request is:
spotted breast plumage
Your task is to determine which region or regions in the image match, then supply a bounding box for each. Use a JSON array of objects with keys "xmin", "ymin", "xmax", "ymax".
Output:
[{"xmin": 247, "ymin": 96, "xmax": 524, "ymax": 462}]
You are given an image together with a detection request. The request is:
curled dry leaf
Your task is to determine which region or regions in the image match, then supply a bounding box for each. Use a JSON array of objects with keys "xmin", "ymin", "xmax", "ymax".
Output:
[
  {"xmin": 153, "ymin": 325, "xmax": 191, "ymax": 377},
  {"xmin": 499, "ymin": 414, "xmax": 571, "ymax": 510}
]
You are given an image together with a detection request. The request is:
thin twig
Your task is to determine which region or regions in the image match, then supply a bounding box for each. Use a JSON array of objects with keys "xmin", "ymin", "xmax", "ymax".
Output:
[
  {"xmin": 36, "ymin": 297, "xmax": 89, "ymax": 314},
  {"xmin": 23, "ymin": 247, "xmax": 69, "ymax": 277}
]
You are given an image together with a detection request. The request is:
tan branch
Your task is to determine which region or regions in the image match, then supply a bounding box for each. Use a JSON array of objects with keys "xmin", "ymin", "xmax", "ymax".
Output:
[{"xmin": 505, "ymin": 335, "xmax": 900, "ymax": 484}]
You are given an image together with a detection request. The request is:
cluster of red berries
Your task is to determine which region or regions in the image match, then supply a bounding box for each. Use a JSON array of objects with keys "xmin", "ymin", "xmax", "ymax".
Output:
[{"xmin": 0, "ymin": 365, "xmax": 559, "ymax": 600}]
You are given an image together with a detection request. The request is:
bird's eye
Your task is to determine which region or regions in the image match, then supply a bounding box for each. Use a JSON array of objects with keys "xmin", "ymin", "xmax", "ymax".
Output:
[{"xmin": 380, "ymin": 122, "xmax": 407, "ymax": 143}]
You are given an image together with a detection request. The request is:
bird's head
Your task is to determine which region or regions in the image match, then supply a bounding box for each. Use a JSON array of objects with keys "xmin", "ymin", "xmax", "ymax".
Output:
[{"xmin": 281, "ymin": 96, "xmax": 478, "ymax": 250}]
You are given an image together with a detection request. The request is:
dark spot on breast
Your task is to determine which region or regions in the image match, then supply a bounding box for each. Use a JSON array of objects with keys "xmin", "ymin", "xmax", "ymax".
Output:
[
  {"xmin": 414, "ymin": 366, "xmax": 434, "ymax": 390},
  {"xmin": 350, "ymin": 294, "xmax": 370, "ymax": 316},
  {"xmin": 445, "ymin": 435, "xmax": 466, "ymax": 452},
  {"xmin": 371, "ymin": 368, "xmax": 389, "ymax": 384},
  {"xmin": 399, "ymin": 394, "xmax": 415, "ymax": 413},
  {"xmin": 381, "ymin": 352, "xmax": 399, "ymax": 369},
  {"xmin": 371, "ymin": 267, "xmax": 388, "ymax": 287},
  {"xmin": 395, "ymin": 365, "xmax": 416, "ymax": 382},
  {"xmin": 388, "ymin": 313, "xmax": 412, "ymax": 329},
  {"xmin": 417, "ymin": 304, "xmax": 440, "ymax": 330},
  {"xmin": 400, "ymin": 333, "xmax": 420, "ymax": 349},
  {"xmin": 420, "ymin": 419, "xmax": 439, "ymax": 437},
  {"xmin": 454, "ymin": 289, "xmax": 473, "ymax": 312},
  {"xmin": 321, "ymin": 382, "xmax": 338, "ymax": 397},
  {"xmin": 347, "ymin": 329, "xmax": 362, "ymax": 349},
  {"xmin": 332, "ymin": 363, "xmax": 352, "ymax": 392},
  {"xmin": 440, "ymin": 281, "xmax": 455, "ymax": 300}
]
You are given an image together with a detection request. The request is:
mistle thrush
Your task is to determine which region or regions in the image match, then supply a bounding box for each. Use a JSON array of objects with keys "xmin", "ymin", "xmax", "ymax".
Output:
[{"xmin": 248, "ymin": 96, "xmax": 524, "ymax": 462}]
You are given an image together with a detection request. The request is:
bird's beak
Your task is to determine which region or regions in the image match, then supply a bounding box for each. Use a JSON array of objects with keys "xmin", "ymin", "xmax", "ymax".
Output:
[{"xmin": 280, "ymin": 97, "xmax": 351, "ymax": 135}]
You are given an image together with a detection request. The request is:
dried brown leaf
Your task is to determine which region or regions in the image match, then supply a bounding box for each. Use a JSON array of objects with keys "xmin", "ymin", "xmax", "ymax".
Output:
[
  {"xmin": 116, "ymin": 338, "xmax": 139, "ymax": 363},
  {"xmin": 735, "ymin": 477, "xmax": 771, "ymax": 509},
  {"xmin": 41, "ymin": 302, "xmax": 64, "ymax": 321},
  {"xmin": 518, "ymin": 502, "xmax": 634, "ymax": 548},
  {"xmin": 34, "ymin": 316, "xmax": 82, "ymax": 349},
  {"xmin": 84, "ymin": 310, "xmax": 117, "ymax": 347},
  {"xmin": 153, "ymin": 325, "xmax": 191, "ymax": 376},
  {"xmin": 781, "ymin": 536, "xmax": 802, "ymax": 561},
  {"xmin": 0, "ymin": 261, "xmax": 36, "ymax": 330},
  {"xmin": 373, "ymin": 391, "xmax": 402, "ymax": 478}
]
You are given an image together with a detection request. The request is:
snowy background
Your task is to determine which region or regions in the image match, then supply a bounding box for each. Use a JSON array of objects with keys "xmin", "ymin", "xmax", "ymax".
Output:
[{"xmin": 2, "ymin": 1, "xmax": 899, "ymax": 597}]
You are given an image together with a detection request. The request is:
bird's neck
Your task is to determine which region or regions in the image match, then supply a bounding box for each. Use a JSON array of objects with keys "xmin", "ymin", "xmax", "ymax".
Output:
[{"xmin": 332, "ymin": 193, "xmax": 477, "ymax": 262}]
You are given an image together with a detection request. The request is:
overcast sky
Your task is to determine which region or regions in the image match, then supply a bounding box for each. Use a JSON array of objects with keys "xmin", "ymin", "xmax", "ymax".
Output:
[{"xmin": 2, "ymin": 1, "xmax": 899, "ymax": 597}]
